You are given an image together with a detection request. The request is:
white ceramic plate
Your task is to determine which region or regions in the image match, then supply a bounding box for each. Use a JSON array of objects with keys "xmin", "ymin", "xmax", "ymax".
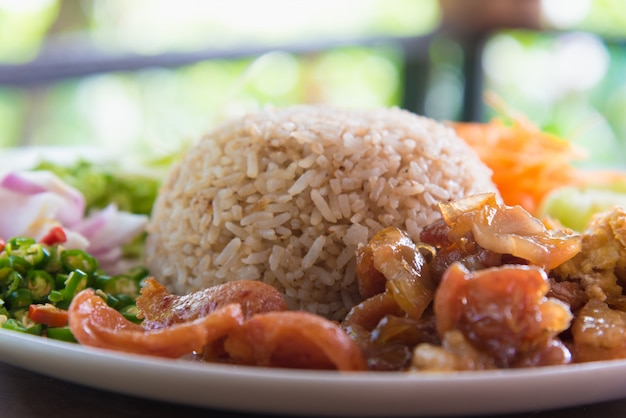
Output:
[
  {"xmin": 2, "ymin": 146, "xmax": 626, "ymax": 416},
  {"xmin": 1, "ymin": 328, "xmax": 626, "ymax": 417}
]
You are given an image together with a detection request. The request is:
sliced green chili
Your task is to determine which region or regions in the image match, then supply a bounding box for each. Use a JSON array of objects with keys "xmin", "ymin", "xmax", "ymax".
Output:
[
  {"xmin": 46, "ymin": 326, "xmax": 77, "ymax": 343},
  {"xmin": 48, "ymin": 290, "xmax": 64, "ymax": 304},
  {"xmin": 106, "ymin": 293, "xmax": 136, "ymax": 310},
  {"xmin": 119, "ymin": 304, "xmax": 140, "ymax": 324},
  {"xmin": 6, "ymin": 288, "xmax": 33, "ymax": 310},
  {"xmin": 60, "ymin": 249, "xmax": 98, "ymax": 275},
  {"xmin": 0, "ymin": 305, "xmax": 9, "ymax": 319},
  {"xmin": 38, "ymin": 245, "xmax": 62, "ymax": 273},
  {"xmin": 93, "ymin": 274, "xmax": 112, "ymax": 291},
  {"xmin": 0, "ymin": 260, "xmax": 13, "ymax": 283},
  {"xmin": 3, "ymin": 271, "xmax": 24, "ymax": 297},
  {"xmin": 100, "ymin": 275, "xmax": 139, "ymax": 296},
  {"xmin": 54, "ymin": 273, "xmax": 68, "ymax": 289},
  {"xmin": 56, "ymin": 270, "xmax": 88, "ymax": 309},
  {"xmin": 2, "ymin": 318, "xmax": 42, "ymax": 335},
  {"xmin": 26, "ymin": 244, "xmax": 48, "ymax": 267},
  {"xmin": 126, "ymin": 266, "xmax": 149, "ymax": 282},
  {"xmin": 4, "ymin": 237, "xmax": 36, "ymax": 255},
  {"xmin": 0, "ymin": 234, "xmax": 150, "ymax": 339},
  {"xmin": 27, "ymin": 270, "xmax": 55, "ymax": 301},
  {"xmin": 3, "ymin": 239, "xmax": 46, "ymax": 268},
  {"xmin": 0, "ymin": 255, "xmax": 32, "ymax": 276}
]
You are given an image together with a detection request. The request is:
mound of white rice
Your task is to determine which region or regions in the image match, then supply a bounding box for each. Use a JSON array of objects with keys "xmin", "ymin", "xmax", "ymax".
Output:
[{"xmin": 144, "ymin": 105, "xmax": 498, "ymax": 320}]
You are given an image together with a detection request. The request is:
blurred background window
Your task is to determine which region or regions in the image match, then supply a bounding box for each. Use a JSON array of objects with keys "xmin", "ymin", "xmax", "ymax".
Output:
[
  {"xmin": 481, "ymin": 0, "xmax": 626, "ymax": 167},
  {"xmin": 0, "ymin": 0, "xmax": 624, "ymax": 166}
]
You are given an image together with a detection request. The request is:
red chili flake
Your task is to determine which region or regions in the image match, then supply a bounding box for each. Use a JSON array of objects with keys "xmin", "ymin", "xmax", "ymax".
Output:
[{"xmin": 39, "ymin": 226, "xmax": 67, "ymax": 245}]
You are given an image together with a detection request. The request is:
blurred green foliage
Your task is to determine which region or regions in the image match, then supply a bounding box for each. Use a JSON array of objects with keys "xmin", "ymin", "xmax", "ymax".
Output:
[
  {"xmin": 0, "ymin": 0, "xmax": 59, "ymax": 63},
  {"xmin": 0, "ymin": 0, "xmax": 426, "ymax": 154},
  {"xmin": 0, "ymin": 0, "xmax": 625, "ymax": 167},
  {"xmin": 483, "ymin": 30, "xmax": 626, "ymax": 166},
  {"xmin": 581, "ymin": 0, "xmax": 626, "ymax": 38},
  {"xmin": 0, "ymin": 45, "xmax": 403, "ymax": 153}
]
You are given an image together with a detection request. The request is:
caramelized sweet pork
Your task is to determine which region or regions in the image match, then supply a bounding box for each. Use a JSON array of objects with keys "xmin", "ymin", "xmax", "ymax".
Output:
[
  {"xmin": 345, "ymin": 193, "xmax": 581, "ymax": 371},
  {"xmin": 570, "ymin": 299, "xmax": 626, "ymax": 362},
  {"xmin": 346, "ymin": 227, "xmax": 439, "ymax": 370},
  {"xmin": 433, "ymin": 193, "xmax": 581, "ymax": 271},
  {"xmin": 68, "ymin": 279, "xmax": 366, "ymax": 371},
  {"xmin": 417, "ymin": 263, "xmax": 573, "ymax": 370},
  {"xmin": 68, "ymin": 289, "xmax": 243, "ymax": 358},
  {"xmin": 69, "ymin": 192, "xmax": 626, "ymax": 372},
  {"xmin": 137, "ymin": 278, "xmax": 287, "ymax": 328},
  {"xmin": 224, "ymin": 311, "xmax": 367, "ymax": 371}
]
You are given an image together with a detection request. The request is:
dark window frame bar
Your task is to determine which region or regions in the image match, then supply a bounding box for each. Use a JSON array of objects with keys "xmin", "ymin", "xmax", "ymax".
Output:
[{"xmin": 0, "ymin": 32, "xmax": 498, "ymax": 123}]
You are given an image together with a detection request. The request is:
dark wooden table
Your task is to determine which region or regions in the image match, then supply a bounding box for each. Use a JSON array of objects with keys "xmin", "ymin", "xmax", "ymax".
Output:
[{"xmin": 1, "ymin": 361, "xmax": 626, "ymax": 418}]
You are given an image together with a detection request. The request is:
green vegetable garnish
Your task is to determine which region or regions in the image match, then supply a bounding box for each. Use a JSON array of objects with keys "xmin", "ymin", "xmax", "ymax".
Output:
[
  {"xmin": 0, "ymin": 153, "xmax": 173, "ymax": 340},
  {"xmin": 60, "ymin": 249, "xmax": 98, "ymax": 276},
  {"xmin": 27, "ymin": 270, "xmax": 55, "ymax": 301},
  {"xmin": 0, "ymin": 236, "xmax": 151, "ymax": 340},
  {"xmin": 33, "ymin": 159, "xmax": 162, "ymax": 216},
  {"xmin": 46, "ymin": 326, "xmax": 78, "ymax": 342},
  {"xmin": 539, "ymin": 184, "xmax": 626, "ymax": 231},
  {"xmin": 33, "ymin": 158, "xmax": 164, "ymax": 261}
]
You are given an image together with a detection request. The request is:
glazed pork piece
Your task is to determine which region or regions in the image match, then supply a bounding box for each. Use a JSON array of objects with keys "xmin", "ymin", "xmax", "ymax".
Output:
[
  {"xmin": 415, "ymin": 263, "xmax": 573, "ymax": 370},
  {"xmin": 345, "ymin": 193, "xmax": 581, "ymax": 371},
  {"xmin": 223, "ymin": 310, "xmax": 367, "ymax": 371},
  {"xmin": 136, "ymin": 278, "xmax": 287, "ymax": 329},
  {"xmin": 68, "ymin": 191, "xmax": 626, "ymax": 372},
  {"xmin": 68, "ymin": 278, "xmax": 366, "ymax": 371},
  {"xmin": 68, "ymin": 289, "xmax": 244, "ymax": 359},
  {"xmin": 67, "ymin": 279, "xmax": 287, "ymax": 358}
]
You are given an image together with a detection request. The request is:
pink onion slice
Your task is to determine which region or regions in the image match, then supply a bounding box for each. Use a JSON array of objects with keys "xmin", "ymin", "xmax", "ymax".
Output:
[{"xmin": 0, "ymin": 169, "xmax": 148, "ymax": 273}]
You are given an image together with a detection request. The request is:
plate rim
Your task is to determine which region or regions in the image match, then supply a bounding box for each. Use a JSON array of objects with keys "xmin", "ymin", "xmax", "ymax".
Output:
[{"xmin": 1, "ymin": 328, "xmax": 626, "ymax": 417}]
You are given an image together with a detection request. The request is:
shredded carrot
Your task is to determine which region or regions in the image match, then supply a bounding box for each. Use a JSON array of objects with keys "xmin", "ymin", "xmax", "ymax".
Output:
[{"xmin": 453, "ymin": 117, "xmax": 626, "ymax": 215}]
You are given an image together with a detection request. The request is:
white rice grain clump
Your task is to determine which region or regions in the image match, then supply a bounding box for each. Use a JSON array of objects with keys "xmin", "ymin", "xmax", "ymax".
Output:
[{"xmin": 144, "ymin": 105, "xmax": 499, "ymax": 320}]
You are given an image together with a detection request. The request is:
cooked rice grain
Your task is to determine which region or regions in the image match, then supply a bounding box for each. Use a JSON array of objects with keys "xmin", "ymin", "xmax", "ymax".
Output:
[{"xmin": 144, "ymin": 105, "xmax": 498, "ymax": 320}]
